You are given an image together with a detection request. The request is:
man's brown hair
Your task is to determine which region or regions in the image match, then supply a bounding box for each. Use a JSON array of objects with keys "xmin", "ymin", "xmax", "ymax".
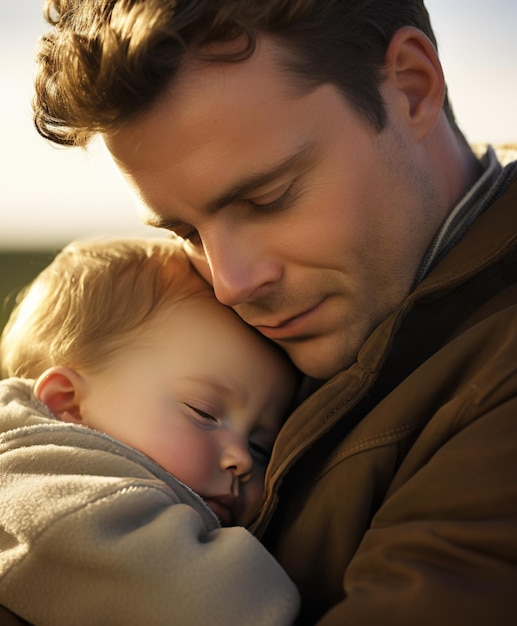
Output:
[{"xmin": 34, "ymin": 0, "xmax": 458, "ymax": 147}]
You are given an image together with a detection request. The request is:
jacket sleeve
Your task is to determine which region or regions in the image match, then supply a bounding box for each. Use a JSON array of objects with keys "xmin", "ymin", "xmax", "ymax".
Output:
[{"xmin": 0, "ymin": 383, "xmax": 300, "ymax": 626}]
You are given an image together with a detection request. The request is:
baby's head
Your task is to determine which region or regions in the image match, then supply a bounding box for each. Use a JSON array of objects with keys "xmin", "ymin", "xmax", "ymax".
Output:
[
  {"xmin": 1, "ymin": 237, "xmax": 297, "ymax": 525},
  {"xmin": 2, "ymin": 237, "xmax": 201, "ymax": 378}
]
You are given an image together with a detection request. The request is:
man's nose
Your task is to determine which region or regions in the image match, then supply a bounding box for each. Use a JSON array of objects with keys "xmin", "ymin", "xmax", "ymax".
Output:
[{"xmin": 202, "ymin": 229, "xmax": 282, "ymax": 307}]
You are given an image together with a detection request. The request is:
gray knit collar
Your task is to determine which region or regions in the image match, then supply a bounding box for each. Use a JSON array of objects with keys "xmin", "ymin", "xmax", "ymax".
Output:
[{"xmin": 414, "ymin": 146, "xmax": 517, "ymax": 286}]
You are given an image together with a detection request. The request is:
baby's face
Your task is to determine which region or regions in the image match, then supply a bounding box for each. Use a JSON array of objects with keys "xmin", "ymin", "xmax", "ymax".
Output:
[{"xmin": 77, "ymin": 286, "xmax": 297, "ymax": 526}]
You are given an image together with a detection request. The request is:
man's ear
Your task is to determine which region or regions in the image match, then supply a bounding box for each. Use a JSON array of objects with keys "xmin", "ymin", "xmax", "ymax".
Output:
[
  {"xmin": 382, "ymin": 26, "xmax": 445, "ymax": 141},
  {"xmin": 34, "ymin": 367, "xmax": 85, "ymax": 424}
]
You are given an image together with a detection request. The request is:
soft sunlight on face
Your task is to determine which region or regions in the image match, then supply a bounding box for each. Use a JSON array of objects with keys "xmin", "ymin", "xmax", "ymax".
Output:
[
  {"xmin": 107, "ymin": 37, "xmax": 446, "ymax": 379},
  {"xmin": 76, "ymin": 286, "xmax": 296, "ymax": 527}
]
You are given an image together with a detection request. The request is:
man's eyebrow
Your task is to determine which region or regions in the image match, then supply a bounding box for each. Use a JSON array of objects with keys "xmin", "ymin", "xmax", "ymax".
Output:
[
  {"xmin": 204, "ymin": 141, "xmax": 314, "ymax": 214},
  {"xmin": 144, "ymin": 141, "xmax": 314, "ymax": 230}
]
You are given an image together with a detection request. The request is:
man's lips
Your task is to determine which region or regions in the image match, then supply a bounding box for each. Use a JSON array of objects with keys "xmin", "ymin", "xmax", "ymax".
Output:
[
  {"xmin": 204, "ymin": 495, "xmax": 238, "ymax": 526},
  {"xmin": 254, "ymin": 302, "xmax": 323, "ymax": 340}
]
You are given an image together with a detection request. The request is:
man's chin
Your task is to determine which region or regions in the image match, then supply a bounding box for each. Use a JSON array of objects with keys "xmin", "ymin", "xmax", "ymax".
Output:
[{"xmin": 283, "ymin": 339, "xmax": 352, "ymax": 380}]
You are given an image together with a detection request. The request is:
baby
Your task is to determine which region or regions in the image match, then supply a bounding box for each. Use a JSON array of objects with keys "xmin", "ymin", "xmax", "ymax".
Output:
[{"xmin": 0, "ymin": 237, "xmax": 299, "ymax": 625}]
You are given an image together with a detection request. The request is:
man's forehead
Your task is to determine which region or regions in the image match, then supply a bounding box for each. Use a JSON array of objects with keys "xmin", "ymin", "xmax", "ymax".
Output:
[
  {"xmin": 106, "ymin": 52, "xmax": 316, "ymax": 201},
  {"xmin": 107, "ymin": 35, "xmax": 300, "ymax": 149}
]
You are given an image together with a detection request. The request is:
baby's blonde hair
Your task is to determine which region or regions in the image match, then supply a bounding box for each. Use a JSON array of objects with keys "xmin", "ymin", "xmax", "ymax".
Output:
[{"xmin": 1, "ymin": 237, "xmax": 208, "ymax": 379}]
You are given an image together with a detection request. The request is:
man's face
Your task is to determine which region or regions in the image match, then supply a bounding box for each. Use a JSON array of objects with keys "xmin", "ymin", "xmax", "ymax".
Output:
[{"xmin": 106, "ymin": 38, "xmax": 443, "ymax": 379}]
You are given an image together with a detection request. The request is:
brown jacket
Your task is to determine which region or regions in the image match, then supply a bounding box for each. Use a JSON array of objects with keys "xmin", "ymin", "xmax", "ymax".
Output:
[{"xmin": 254, "ymin": 176, "xmax": 517, "ymax": 625}]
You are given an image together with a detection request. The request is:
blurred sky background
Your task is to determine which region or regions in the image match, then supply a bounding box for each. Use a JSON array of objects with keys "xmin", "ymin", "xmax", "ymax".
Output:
[{"xmin": 0, "ymin": 0, "xmax": 516, "ymax": 249}]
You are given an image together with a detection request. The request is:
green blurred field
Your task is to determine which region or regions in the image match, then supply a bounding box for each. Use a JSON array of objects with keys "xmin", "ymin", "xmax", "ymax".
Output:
[{"xmin": 0, "ymin": 249, "xmax": 59, "ymax": 339}]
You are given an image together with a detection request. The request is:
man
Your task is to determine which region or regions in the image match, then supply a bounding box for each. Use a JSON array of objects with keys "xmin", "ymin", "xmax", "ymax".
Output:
[{"xmin": 29, "ymin": 1, "xmax": 517, "ymax": 624}]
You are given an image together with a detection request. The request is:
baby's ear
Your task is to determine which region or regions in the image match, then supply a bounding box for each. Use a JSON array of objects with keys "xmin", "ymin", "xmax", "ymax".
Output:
[{"xmin": 34, "ymin": 367, "xmax": 85, "ymax": 423}]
